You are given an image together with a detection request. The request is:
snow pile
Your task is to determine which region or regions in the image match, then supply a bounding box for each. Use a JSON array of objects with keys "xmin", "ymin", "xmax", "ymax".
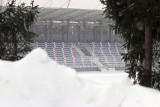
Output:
[{"xmin": 0, "ymin": 48, "xmax": 160, "ymax": 107}]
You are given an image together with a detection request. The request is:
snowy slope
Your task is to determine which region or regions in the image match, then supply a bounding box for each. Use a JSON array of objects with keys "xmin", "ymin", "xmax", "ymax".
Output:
[{"xmin": 0, "ymin": 48, "xmax": 160, "ymax": 107}]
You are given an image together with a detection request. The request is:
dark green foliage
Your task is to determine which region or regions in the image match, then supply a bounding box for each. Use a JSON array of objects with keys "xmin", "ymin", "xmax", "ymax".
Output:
[
  {"xmin": 0, "ymin": 0, "xmax": 39, "ymax": 61},
  {"xmin": 152, "ymin": 42, "xmax": 160, "ymax": 90},
  {"xmin": 101, "ymin": 0, "xmax": 160, "ymax": 88}
]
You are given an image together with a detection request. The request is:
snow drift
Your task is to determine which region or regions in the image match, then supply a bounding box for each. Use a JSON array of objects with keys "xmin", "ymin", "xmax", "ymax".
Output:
[{"xmin": 0, "ymin": 48, "xmax": 160, "ymax": 107}]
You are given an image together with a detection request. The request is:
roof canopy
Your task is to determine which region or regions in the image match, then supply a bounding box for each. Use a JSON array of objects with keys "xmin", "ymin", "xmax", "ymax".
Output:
[{"xmin": 38, "ymin": 8, "xmax": 111, "ymax": 24}]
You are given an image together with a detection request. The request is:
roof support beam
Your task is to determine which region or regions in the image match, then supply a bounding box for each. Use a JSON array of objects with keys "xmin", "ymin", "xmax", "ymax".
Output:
[
  {"xmin": 61, "ymin": 21, "xmax": 65, "ymax": 42},
  {"xmin": 83, "ymin": 19, "xmax": 86, "ymax": 42},
  {"xmin": 67, "ymin": 20, "xmax": 70, "ymax": 42},
  {"xmin": 77, "ymin": 22, "xmax": 81, "ymax": 42}
]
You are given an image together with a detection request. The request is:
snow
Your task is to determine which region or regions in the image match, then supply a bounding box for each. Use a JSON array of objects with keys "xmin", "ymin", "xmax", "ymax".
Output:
[{"xmin": 0, "ymin": 48, "xmax": 160, "ymax": 107}]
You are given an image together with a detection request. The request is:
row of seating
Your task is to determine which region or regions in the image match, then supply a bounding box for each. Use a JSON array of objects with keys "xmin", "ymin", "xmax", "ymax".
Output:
[
  {"xmin": 87, "ymin": 42, "xmax": 125, "ymax": 67},
  {"xmin": 36, "ymin": 42, "xmax": 95, "ymax": 67},
  {"xmin": 36, "ymin": 42, "xmax": 125, "ymax": 68}
]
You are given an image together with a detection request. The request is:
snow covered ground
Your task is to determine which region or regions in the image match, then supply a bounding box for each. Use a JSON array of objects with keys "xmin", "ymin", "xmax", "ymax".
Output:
[{"xmin": 0, "ymin": 48, "xmax": 160, "ymax": 107}]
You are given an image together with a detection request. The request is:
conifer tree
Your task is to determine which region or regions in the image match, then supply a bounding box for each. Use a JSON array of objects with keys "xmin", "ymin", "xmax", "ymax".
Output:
[
  {"xmin": 100, "ymin": 0, "xmax": 160, "ymax": 88},
  {"xmin": 0, "ymin": 0, "xmax": 39, "ymax": 61}
]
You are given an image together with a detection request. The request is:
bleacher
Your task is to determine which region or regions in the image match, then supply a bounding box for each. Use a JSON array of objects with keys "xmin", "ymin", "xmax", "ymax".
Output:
[
  {"xmin": 31, "ymin": 7, "xmax": 127, "ymax": 71},
  {"xmin": 87, "ymin": 42, "xmax": 125, "ymax": 68},
  {"xmin": 36, "ymin": 42, "xmax": 97, "ymax": 71},
  {"xmin": 36, "ymin": 42, "xmax": 125, "ymax": 71}
]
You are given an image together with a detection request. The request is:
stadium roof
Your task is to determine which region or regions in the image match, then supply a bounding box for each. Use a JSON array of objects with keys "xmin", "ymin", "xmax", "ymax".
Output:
[{"xmin": 38, "ymin": 8, "xmax": 111, "ymax": 24}]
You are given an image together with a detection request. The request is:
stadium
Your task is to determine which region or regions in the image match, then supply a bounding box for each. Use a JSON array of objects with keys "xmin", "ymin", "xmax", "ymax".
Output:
[
  {"xmin": 31, "ymin": 7, "xmax": 126, "ymax": 72},
  {"xmin": 1, "ymin": 1, "xmax": 160, "ymax": 107}
]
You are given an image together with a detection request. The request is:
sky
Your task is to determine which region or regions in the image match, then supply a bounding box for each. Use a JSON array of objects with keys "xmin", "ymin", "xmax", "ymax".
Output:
[{"xmin": 2, "ymin": 0, "xmax": 104, "ymax": 9}]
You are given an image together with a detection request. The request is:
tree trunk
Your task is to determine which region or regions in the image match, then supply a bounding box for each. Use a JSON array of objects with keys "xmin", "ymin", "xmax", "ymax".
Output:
[{"xmin": 140, "ymin": 21, "xmax": 152, "ymax": 87}]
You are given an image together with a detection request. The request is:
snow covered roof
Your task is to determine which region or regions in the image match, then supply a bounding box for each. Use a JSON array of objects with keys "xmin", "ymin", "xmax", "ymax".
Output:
[{"xmin": 38, "ymin": 8, "xmax": 111, "ymax": 23}]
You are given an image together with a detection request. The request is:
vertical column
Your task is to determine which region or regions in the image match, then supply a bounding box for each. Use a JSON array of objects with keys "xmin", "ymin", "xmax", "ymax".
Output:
[
  {"xmin": 49, "ymin": 19, "xmax": 52, "ymax": 42},
  {"xmin": 61, "ymin": 21, "xmax": 65, "ymax": 42},
  {"xmin": 108, "ymin": 25, "xmax": 111, "ymax": 42},
  {"xmin": 83, "ymin": 19, "xmax": 86, "ymax": 42},
  {"xmin": 99, "ymin": 21, "xmax": 101, "ymax": 42},
  {"xmin": 95, "ymin": 22, "xmax": 98, "ymax": 42},
  {"xmin": 67, "ymin": 20, "xmax": 70, "ymax": 42},
  {"xmin": 77, "ymin": 22, "xmax": 81, "ymax": 42},
  {"xmin": 44, "ymin": 20, "xmax": 48, "ymax": 42},
  {"xmin": 99, "ymin": 21, "xmax": 103, "ymax": 42},
  {"xmin": 93, "ymin": 22, "xmax": 96, "ymax": 42}
]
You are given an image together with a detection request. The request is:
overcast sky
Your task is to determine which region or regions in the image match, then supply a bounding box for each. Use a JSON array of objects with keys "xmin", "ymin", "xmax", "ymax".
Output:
[{"xmin": 2, "ymin": 0, "xmax": 104, "ymax": 9}]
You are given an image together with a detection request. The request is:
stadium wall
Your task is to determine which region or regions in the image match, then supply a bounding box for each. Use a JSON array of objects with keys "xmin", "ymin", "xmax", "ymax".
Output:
[{"xmin": 32, "ymin": 21, "xmax": 124, "ymax": 43}]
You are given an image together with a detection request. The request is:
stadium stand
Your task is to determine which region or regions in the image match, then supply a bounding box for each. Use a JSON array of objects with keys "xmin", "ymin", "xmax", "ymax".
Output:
[
  {"xmin": 32, "ymin": 8, "xmax": 126, "ymax": 71},
  {"xmin": 36, "ymin": 42, "xmax": 99, "ymax": 71},
  {"xmin": 87, "ymin": 42, "xmax": 125, "ymax": 68},
  {"xmin": 36, "ymin": 41, "xmax": 125, "ymax": 71}
]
